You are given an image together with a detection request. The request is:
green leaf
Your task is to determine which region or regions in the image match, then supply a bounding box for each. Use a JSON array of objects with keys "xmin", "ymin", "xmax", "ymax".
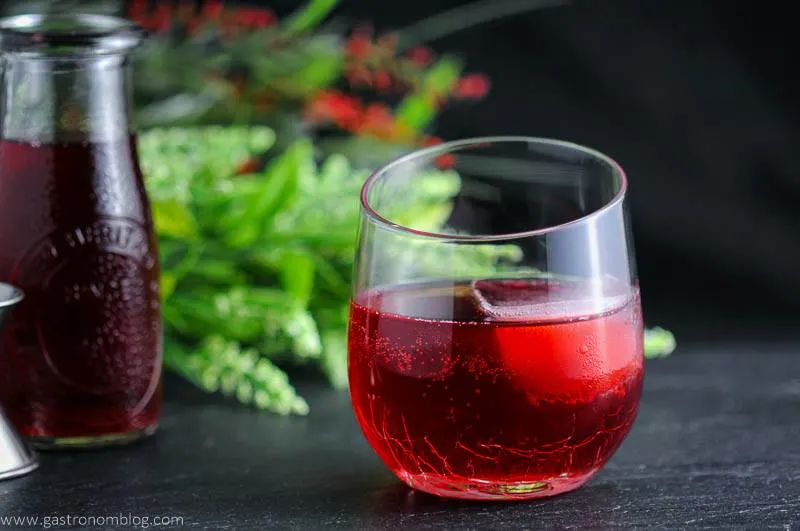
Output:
[
  {"xmin": 395, "ymin": 57, "xmax": 462, "ymax": 132},
  {"xmin": 163, "ymin": 242, "xmax": 204, "ymax": 284},
  {"xmin": 318, "ymin": 153, "xmax": 351, "ymax": 188},
  {"xmin": 393, "ymin": 95, "xmax": 434, "ymax": 133},
  {"xmin": 422, "ymin": 57, "xmax": 463, "ymax": 94},
  {"xmin": 645, "ymin": 327, "xmax": 676, "ymax": 358},
  {"xmin": 160, "ymin": 272, "xmax": 177, "ymax": 302},
  {"xmin": 280, "ymin": 250, "xmax": 316, "ymax": 308},
  {"xmin": 255, "ymin": 35, "xmax": 345, "ymax": 98},
  {"xmin": 183, "ymin": 256, "xmax": 248, "ymax": 287},
  {"xmin": 151, "ymin": 199, "xmax": 198, "ymax": 240},
  {"xmin": 311, "ymin": 253, "xmax": 350, "ymax": 299},
  {"xmin": 224, "ymin": 140, "xmax": 312, "ymax": 248},
  {"xmin": 283, "ymin": 0, "xmax": 340, "ymax": 35}
]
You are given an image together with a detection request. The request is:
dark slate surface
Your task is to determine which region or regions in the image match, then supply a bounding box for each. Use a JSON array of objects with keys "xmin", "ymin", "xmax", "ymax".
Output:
[{"xmin": 2, "ymin": 346, "xmax": 799, "ymax": 529}]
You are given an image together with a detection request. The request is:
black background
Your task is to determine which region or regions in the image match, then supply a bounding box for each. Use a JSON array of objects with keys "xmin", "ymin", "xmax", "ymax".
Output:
[{"xmin": 321, "ymin": 0, "xmax": 800, "ymax": 343}]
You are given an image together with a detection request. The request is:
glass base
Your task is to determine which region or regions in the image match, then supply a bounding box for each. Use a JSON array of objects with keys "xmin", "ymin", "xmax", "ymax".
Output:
[
  {"xmin": 28, "ymin": 424, "xmax": 158, "ymax": 451},
  {"xmin": 398, "ymin": 470, "xmax": 596, "ymax": 501}
]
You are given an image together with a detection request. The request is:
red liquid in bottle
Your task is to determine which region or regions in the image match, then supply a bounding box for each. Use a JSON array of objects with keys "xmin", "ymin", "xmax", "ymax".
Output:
[
  {"xmin": 0, "ymin": 137, "xmax": 162, "ymax": 443},
  {"xmin": 348, "ymin": 279, "xmax": 643, "ymax": 500}
]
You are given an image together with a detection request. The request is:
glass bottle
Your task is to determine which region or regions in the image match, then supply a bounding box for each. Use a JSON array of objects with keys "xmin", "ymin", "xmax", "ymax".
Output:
[{"xmin": 0, "ymin": 14, "xmax": 161, "ymax": 448}]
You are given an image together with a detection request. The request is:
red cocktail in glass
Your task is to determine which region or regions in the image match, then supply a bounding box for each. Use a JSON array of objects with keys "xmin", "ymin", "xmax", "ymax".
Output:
[{"xmin": 348, "ymin": 137, "xmax": 643, "ymax": 499}]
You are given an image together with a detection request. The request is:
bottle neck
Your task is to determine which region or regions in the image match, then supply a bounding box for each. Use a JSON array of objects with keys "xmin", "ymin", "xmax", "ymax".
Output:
[{"xmin": 0, "ymin": 52, "xmax": 136, "ymax": 144}]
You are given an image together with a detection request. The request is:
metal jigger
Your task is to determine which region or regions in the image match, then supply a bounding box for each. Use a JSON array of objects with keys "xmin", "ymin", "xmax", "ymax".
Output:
[{"xmin": 0, "ymin": 283, "xmax": 37, "ymax": 480}]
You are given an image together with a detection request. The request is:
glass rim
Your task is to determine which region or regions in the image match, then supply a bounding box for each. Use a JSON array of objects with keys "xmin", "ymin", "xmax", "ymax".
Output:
[
  {"xmin": 360, "ymin": 136, "xmax": 628, "ymax": 242},
  {"xmin": 0, "ymin": 14, "xmax": 144, "ymax": 56}
]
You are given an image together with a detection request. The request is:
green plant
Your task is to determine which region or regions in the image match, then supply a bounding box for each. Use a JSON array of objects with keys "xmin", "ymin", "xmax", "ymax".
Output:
[{"xmin": 142, "ymin": 126, "xmax": 675, "ymax": 415}]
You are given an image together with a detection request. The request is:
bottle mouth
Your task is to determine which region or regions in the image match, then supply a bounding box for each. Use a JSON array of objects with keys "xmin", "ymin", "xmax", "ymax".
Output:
[{"xmin": 0, "ymin": 14, "xmax": 143, "ymax": 56}]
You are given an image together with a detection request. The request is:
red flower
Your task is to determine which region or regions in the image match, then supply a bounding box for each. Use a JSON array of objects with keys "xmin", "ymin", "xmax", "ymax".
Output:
[
  {"xmin": 373, "ymin": 71, "xmax": 392, "ymax": 92},
  {"xmin": 151, "ymin": 4, "xmax": 173, "ymax": 33},
  {"xmin": 358, "ymin": 103, "xmax": 395, "ymax": 138},
  {"xmin": 421, "ymin": 136, "xmax": 456, "ymax": 169},
  {"xmin": 408, "ymin": 46, "xmax": 434, "ymax": 66},
  {"xmin": 434, "ymin": 153, "xmax": 456, "ymax": 169},
  {"xmin": 345, "ymin": 65, "xmax": 372, "ymax": 87},
  {"xmin": 186, "ymin": 18, "xmax": 202, "ymax": 35},
  {"xmin": 201, "ymin": 0, "xmax": 224, "ymax": 22},
  {"xmin": 347, "ymin": 33, "xmax": 372, "ymax": 60},
  {"xmin": 305, "ymin": 90, "xmax": 363, "ymax": 130},
  {"xmin": 454, "ymin": 74, "xmax": 491, "ymax": 99},
  {"xmin": 306, "ymin": 93, "xmax": 407, "ymax": 141},
  {"xmin": 422, "ymin": 135, "xmax": 443, "ymax": 147},
  {"xmin": 231, "ymin": 7, "xmax": 276, "ymax": 30},
  {"xmin": 127, "ymin": 0, "xmax": 148, "ymax": 24}
]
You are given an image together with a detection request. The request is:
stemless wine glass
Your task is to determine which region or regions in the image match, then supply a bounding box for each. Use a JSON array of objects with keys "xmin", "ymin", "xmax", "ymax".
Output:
[{"xmin": 348, "ymin": 137, "xmax": 644, "ymax": 501}]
